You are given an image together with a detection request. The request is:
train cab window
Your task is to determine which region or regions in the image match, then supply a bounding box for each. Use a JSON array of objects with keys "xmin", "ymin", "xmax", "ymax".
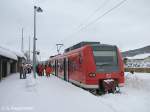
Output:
[
  {"xmin": 93, "ymin": 51, "xmax": 118, "ymax": 66},
  {"xmin": 92, "ymin": 46, "xmax": 119, "ymax": 72}
]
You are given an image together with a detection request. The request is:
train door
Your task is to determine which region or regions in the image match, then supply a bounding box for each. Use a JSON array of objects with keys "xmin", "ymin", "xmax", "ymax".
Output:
[
  {"xmin": 64, "ymin": 58, "xmax": 69, "ymax": 81},
  {"xmin": 55, "ymin": 60, "xmax": 58, "ymax": 76}
]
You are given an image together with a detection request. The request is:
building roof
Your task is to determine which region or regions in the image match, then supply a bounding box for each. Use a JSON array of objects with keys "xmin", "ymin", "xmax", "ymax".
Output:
[
  {"xmin": 13, "ymin": 51, "xmax": 26, "ymax": 59},
  {"xmin": 0, "ymin": 46, "xmax": 18, "ymax": 60}
]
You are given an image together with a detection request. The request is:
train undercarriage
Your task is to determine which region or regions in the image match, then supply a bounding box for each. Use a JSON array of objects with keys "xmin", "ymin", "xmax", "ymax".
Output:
[{"xmin": 89, "ymin": 79, "xmax": 120, "ymax": 95}]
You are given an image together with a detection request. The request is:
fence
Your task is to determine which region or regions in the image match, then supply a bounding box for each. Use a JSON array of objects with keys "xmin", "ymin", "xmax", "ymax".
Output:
[{"xmin": 125, "ymin": 67, "xmax": 150, "ymax": 73}]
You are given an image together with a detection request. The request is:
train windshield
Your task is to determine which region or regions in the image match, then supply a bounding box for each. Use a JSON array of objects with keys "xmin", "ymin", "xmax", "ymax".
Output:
[{"xmin": 92, "ymin": 46, "xmax": 119, "ymax": 72}]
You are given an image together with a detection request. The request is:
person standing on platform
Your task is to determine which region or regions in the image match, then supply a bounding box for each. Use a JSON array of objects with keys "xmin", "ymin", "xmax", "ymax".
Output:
[
  {"xmin": 20, "ymin": 63, "xmax": 23, "ymax": 79},
  {"xmin": 45, "ymin": 64, "xmax": 52, "ymax": 77},
  {"xmin": 23, "ymin": 64, "xmax": 27, "ymax": 79},
  {"xmin": 41, "ymin": 64, "xmax": 44, "ymax": 76},
  {"xmin": 38, "ymin": 64, "xmax": 43, "ymax": 76},
  {"xmin": 36, "ymin": 64, "xmax": 39, "ymax": 76}
]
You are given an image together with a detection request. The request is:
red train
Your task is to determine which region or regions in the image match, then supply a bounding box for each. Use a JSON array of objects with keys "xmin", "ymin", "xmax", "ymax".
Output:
[{"xmin": 49, "ymin": 42, "xmax": 124, "ymax": 94}]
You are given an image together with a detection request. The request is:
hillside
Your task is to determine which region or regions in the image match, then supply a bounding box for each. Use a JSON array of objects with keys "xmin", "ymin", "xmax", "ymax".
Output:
[{"xmin": 122, "ymin": 45, "xmax": 150, "ymax": 57}]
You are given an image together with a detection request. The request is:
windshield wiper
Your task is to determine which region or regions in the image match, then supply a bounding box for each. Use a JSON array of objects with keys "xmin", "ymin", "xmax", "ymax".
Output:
[{"xmin": 97, "ymin": 63, "xmax": 112, "ymax": 66}]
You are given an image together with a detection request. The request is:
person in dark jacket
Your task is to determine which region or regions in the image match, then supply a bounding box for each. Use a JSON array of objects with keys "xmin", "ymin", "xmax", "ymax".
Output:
[
  {"xmin": 23, "ymin": 65, "xmax": 27, "ymax": 79},
  {"xmin": 41, "ymin": 64, "xmax": 44, "ymax": 76},
  {"xmin": 38, "ymin": 64, "xmax": 43, "ymax": 76},
  {"xmin": 20, "ymin": 63, "xmax": 26, "ymax": 79},
  {"xmin": 20, "ymin": 64, "xmax": 23, "ymax": 79},
  {"xmin": 36, "ymin": 64, "xmax": 39, "ymax": 76}
]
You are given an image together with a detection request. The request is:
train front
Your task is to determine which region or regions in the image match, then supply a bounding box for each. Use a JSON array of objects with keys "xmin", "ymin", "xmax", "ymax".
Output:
[{"xmin": 85, "ymin": 44, "xmax": 125, "ymax": 94}]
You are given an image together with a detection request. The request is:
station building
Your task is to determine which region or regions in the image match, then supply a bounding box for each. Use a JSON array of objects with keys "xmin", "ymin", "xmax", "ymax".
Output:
[{"xmin": 0, "ymin": 46, "xmax": 26, "ymax": 81}]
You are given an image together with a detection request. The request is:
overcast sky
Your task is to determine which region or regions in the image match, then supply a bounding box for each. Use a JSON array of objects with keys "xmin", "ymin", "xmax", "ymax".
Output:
[{"xmin": 0, "ymin": 0, "xmax": 150, "ymax": 60}]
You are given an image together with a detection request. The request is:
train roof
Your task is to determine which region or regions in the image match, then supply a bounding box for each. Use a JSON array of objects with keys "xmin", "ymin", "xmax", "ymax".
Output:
[
  {"xmin": 49, "ymin": 42, "xmax": 118, "ymax": 59},
  {"xmin": 65, "ymin": 41, "xmax": 100, "ymax": 53},
  {"xmin": 64, "ymin": 41, "xmax": 117, "ymax": 52}
]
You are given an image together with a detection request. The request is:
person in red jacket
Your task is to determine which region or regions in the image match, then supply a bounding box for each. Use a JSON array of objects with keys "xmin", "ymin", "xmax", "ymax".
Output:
[
  {"xmin": 38, "ymin": 64, "xmax": 43, "ymax": 76},
  {"xmin": 45, "ymin": 64, "xmax": 52, "ymax": 77}
]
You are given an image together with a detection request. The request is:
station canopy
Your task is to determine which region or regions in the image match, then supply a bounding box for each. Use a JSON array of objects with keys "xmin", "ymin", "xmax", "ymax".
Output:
[{"xmin": 0, "ymin": 46, "xmax": 18, "ymax": 61}]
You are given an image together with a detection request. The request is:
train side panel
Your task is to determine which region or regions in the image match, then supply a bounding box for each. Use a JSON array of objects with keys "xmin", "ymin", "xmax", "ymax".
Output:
[{"xmin": 67, "ymin": 50, "xmax": 86, "ymax": 85}]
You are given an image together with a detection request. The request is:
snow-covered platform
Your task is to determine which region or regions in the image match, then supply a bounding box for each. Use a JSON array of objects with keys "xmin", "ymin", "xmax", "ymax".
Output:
[{"xmin": 0, "ymin": 73, "xmax": 150, "ymax": 112}]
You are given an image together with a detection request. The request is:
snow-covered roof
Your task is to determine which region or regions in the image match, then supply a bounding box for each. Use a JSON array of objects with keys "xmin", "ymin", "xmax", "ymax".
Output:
[
  {"xmin": 13, "ymin": 51, "xmax": 26, "ymax": 59},
  {"xmin": 127, "ymin": 53, "xmax": 150, "ymax": 59},
  {"xmin": 0, "ymin": 46, "xmax": 18, "ymax": 60}
]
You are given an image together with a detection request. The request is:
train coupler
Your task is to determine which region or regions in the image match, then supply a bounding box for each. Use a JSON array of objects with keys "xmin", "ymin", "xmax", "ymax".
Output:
[{"xmin": 99, "ymin": 79, "xmax": 120, "ymax": 94}]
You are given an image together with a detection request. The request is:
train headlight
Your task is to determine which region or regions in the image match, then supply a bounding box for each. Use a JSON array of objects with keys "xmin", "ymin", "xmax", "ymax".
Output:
[{"xmin": 89, "ymin": 73, "xmax": 96, "ymax": 77}]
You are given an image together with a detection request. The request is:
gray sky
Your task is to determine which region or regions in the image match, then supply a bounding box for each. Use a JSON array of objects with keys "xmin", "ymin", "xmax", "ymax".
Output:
[{"xmin": 0, "ymin": 0, "xmax": 150, "ymax": 60}]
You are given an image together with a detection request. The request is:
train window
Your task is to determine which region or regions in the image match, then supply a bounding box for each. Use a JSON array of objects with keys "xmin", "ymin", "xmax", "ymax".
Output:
[
  {"xmin": 94, "ymin": 51, "xmax": 115, "ymax": 56},
  {"xmin": 79, "ymin": 53, "xmax": 82, "ymax": 64},
  {"xmin": 93, "ymin": 50, "xmax": 119, "ymax": 72},
  {"xmin": 69, "ymin": 59, "xmax": 79, "ymax": 72},
  {"xmin": 58, "ymin": 60, "xmax": 64, "ymax": 72},
  {"xmin": 93, "ymin": 51, "xmax": 118, "ymax": 65}
]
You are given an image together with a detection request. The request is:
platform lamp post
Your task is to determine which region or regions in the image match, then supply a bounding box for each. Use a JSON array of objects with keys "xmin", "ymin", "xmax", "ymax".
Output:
[{"xmin": 33, "ymin": 6, "xmax": 43, "ymax": 79}]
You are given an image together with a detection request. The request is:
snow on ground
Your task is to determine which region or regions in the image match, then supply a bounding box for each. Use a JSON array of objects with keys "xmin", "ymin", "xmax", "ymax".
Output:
[{"xmin": 0, "ymin": 72, "xmax": 150, "ymax": 112}]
